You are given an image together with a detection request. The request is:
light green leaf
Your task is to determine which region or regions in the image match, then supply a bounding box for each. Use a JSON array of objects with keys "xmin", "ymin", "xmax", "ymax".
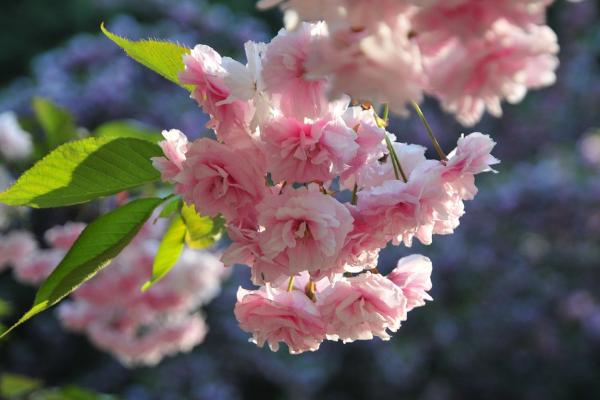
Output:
[
  {"xmin": 0, "ymin": 373, "xmax": 43, "ymax": 398},
  {"xmin": 142, "ymin": 214, "xmax": 186, "ymax": 292},
  {"xmin": 0, "ymin": 197, "xmax": 164, "ymax": 339},
  {"xmin": 101, "ymin": 23, "xmax": 192, "ymax": 91},
  {"xmin": 32, "ymin": 97, "xmax": 77, "ymax": 150},
  {"xmin": 0, "ymin": 299, "xmax": 11, "ymax": 317},
  {"xmin": 181, "ymin": 203, "xmax": 223, "ymax": 249},
  {"xmin": 0, "ymin": 137, "xmax": 162, "ymax": 208},
  {"xmin": 95, "ymin": 120, "xmax": 163, "ymax": 143},
  {"xmin": 158, "ymin": 197, "xmax": 181, "ymax": 219}
]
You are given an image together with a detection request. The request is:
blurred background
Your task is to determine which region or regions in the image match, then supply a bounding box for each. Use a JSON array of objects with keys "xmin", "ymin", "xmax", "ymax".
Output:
[{"xmin": 1, "ymin": 0, "xmax": 600, "ymax": 399}]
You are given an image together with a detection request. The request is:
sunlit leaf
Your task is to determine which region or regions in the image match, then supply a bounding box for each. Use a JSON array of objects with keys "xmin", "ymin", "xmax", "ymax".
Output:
[
  {"xmin": 0, "ymin": 137, "xmax": 161, "ymax": 208},
  {"xmin": 181, "ymin": 203, "xmax": 223, "ymax": 249},
  {"xmin": 32, "ymin": 97, "xmax": 77, "ymax": 150},
  {"xmin": 95, "ymin": 120, "xmax": 163, "ymax": 143},
  {"xmin": 101, "ymin": 23, "xmax": 192, "ymax": 91},
  {"xmin": 142, "ymin": 214, "xmax": 186, "ymax": 292},
  {"xmin": 0, "ymin": 198, "xmax": 164, "ymax": 339},
  {"xmin": 158, "ymin": 197, "xmax": 181, "ymax": 219}
]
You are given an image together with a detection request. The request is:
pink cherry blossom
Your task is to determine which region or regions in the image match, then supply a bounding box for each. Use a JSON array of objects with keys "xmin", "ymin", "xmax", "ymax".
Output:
[
  {"xmin": 174, "ymin": 138, "xmax": 267, "ymax": 224},
  {"xmin": 256, "ymin": 187, "xmax": 354, "ymax": 276},
  {"xmin": 44, "ymin": 222, "xmax": 86, "ymax": 250},
  {"xmin": 318, "ymin": 272, "xmax": 407, "ymax": 342},
  {"xmin": 0, "ymin": 231, "xmax": 38, "ymax": 272},
  {"xmin": 305, "ymin": 14, "xmax": 424, "ymax": 113},
  {"xmin": 387, "ymin": 254, "xmax": 433, "ymax": 311},
  {"xmin": 262, "ymin": 23, "xmax": 329, "ymax": 119},
  {"xmin": 12, "ymin": 249, "xmax": 64, "ymax": 285},
  {"xmin": 180, "ymin": 44, "xmax": 254, "ymax": 147},
  {"xmin": 424, "ymin": 20, "xmax": 559, "ymax": 126},
  {"xmin": 234, "ymin": 285, "xmax": 326, "ymax": 354},
  {"xmin": 261, "ymin": 115, "xmax": 358, "ymax": 184},
  {"xmin": 151, "ymin": 129, "xmax": 189, "ymax": 182},
  {"xmin": 443, "ymin": 132, "xmax": 500, "ymax": 200}
]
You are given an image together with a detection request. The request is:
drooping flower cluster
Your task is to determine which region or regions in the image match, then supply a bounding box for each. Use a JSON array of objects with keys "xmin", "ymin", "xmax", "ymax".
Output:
[
  {"xmin": 6, "ymin": 219, "xmax": 228, "ymax": 366},
  {"xmin": 257, "ymin": 0, "xmax": 559, "ymax": 126},
  {"xmin": 152, "ymin": 13, "xmax": 501, "ymax": 353}
]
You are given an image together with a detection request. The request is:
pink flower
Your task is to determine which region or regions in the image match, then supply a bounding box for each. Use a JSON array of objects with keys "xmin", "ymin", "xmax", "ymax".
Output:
[
  {"xmin": 180, "ymin": 45, "xmax": 254, "ymax": 147},
  {"xmin": 0, "ymin": 231, "xmax": 37, "ymax": 271},
  {"xmin": 261, "ymin": 115, "xmax": 358, "ymax": 184},
  {"xmin": 306, "ymin": 15, "xmax": 424, "ymax": 114},
  {"xmin": 151, "ymin": 129, "xmax": 189, "ymax": 182},
  {"xmin": 413, "ymin": 0, "xmax": 552, "ymax": 50},
  {"xmin": 174, "ymin": 138, "xmax": 267, "ymax": 224},
  {"xmin": 444, "ymin": 132, "xmax": 500, "ymax": 200},
  {"xmin": 44, "ymin": 222, "xmax": 86, "ymax": 250},
  {"xmin": 256, "ymin": 188, "xmax": 354, "ymax": 277},
  {"xmin": 318, "ymin": 272, "xmax": 407, "ymax": 342},
  {"xmin": 262, "ymin": 23, "xmax": 329, "ymax": 119},
  {"xmin": 357, "ymin": 161, "xmax": 450, "ymax": 246},
  {"xmin": 234, "ymin": 286, "xmax": 326, "ymax": 354},
  {"xmin": 12, "ymin": 249, "xmax": 64, "ymax": 285},
  {"xmin": 387, "ymin": 254, "xmax": 433, "ymax": 311},
  {"xmin": 424, "ymin": 20, "xmax": 559, "ymax": 126}
]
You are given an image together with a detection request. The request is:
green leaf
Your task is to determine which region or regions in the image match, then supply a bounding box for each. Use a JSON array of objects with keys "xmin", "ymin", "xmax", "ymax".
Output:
[
  {"xmin": 0, "ymin": 298, "xmax": 12, "ymax": 317},
  {"xmin": 95, "ymin": 120, "xmax": 163, "ymax": 143},
  {"xmin": 0, "ymin": 373, "xmax": 43, "ymax": 398},
  {"xmin": 31, "ymin": 386, "xmax": 118, "ymax": 400},
  {"xmin": 158, "ymin": 197, "xmax": 181, "ymax": 219},
  {"xmin": 32, "ymin": 97, "xmax": 77, "ymax": 150},
  {"xmin": 0, "ymin": 197, "xmax": 164, "ymax": 339},
  {"xmin": 101, "ymin": 23, "xmax": 192, "ymax": 91},
  {"xmin": 181, "ymin": 203, "xmax": 223, "ymax": 249},
  {"xmin": 0, "ymin": 137, "xmax": 162, "ymax": 208},
  {"xmin": 142, "ymin": 214, "xmax": 186, "ymax": 292}
]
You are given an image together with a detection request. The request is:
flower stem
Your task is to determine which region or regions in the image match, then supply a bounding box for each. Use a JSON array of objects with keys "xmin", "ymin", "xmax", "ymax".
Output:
[
  {"xmin": 379, "ymin": 104, "xmax": 408, "ymax": 183},
  {"xmin": 351, "ymin": 183, "xmax": 358, "ymax": 205},
  {"xmin": 411, "ymin": 101, "xmax": 447, "ymax": 161}
]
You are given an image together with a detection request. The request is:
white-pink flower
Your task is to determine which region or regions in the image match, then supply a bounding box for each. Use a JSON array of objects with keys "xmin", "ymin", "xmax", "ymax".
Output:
[
  {"xmin": 180, "ymin": 44, "xmax": 254, "ymax": 148},
  {"xmin": 262, "ymin": 23, "xmax": 329, "ymax": 120},
  {"xmin": 318, "ymin": 272, "xmax": 407, "ymax": 342},
  {"xmin": 0, "ymin": 111, "xmax": 33, "ymax": 161},
  {"xmin": 234, "ymin": 285, "xmax": 326, "ymax": 354},
  {"xmin": 261, "ymin": 115, "xmax": 358, "ymax": 184},
  {"xmin": 151, "ymin": 129, "xmax": 189, "ymax": 182},
  {"xmin": 256, "ymin": 187, "xmax": 354, "ymax": 277},
  {"xmin": 387, "ymin": 254, "xmax": 433, "ymax": 311},
  {"xmin": 174, "ymin": 138, "xmax": 267, "ymax": 224},
  {"xmin": 443, "ymin": 132, "xmax": 500, "ymax": 200}
]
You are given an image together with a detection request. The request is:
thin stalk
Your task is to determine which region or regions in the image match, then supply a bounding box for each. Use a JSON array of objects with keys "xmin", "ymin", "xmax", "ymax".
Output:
[
  {"xmin": 411, "ymin": 101, "xmax": 447, "ymax": 161},
  {"xmin": 287, "ymin": 276, "xmax": 295, "ymax": 292},
  {"xmin": 351, "ymin": 183, "xmax": 358, "ymax": 205},
  {"xmin": 379, "ymin": 104, "xmax": 408, "ymax": 183}
]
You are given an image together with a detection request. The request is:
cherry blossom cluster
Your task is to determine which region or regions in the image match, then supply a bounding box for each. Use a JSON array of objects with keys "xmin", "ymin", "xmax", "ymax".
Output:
[
  {"xmin": 3, "ymin": 220, "xmax": 228, "ymax": 366},
  {"xmin": 152, "ymin": 14, "xmax": 500, "ymax": 353},
  {"xmin": 257, "ymin": 0, "xmax": 559, "ymax": 126}
]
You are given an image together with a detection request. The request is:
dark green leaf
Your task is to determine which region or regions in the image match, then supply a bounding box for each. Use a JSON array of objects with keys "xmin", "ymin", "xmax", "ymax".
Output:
[{"xmin": 0, "ymin": 373, "xmax": 43, "ymax": 398}]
